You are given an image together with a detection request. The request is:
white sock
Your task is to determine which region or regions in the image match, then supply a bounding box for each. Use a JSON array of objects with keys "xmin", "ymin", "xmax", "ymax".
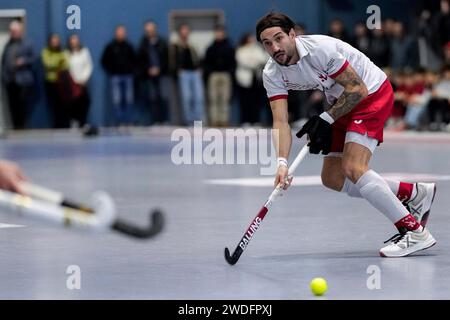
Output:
[
  {"xmin": 342, "ymin": 178, "xmax": 416, "ymax": 200},
  {"xmin": 355, "ymin": 170, "xmax": 410, "ymax": 224}
]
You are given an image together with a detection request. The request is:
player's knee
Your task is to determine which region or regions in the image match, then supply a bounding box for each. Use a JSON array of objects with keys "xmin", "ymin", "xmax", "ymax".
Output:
[{"xmin": 342, "ymin": 162, "xmax": 367, "ymax": 184}]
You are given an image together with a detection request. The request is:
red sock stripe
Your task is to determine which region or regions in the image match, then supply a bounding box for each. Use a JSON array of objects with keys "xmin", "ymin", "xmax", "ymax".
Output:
[
  {"xmin": 397, "ymin": 182, "xmax": 414, "ymax": 202},
  {"xmin": 395, "ymin": 214, "xmax": 421, "ymax": 231}
]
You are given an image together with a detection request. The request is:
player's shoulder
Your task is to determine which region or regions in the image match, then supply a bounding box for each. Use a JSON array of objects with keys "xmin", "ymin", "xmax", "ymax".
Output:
[
  {"xmin": 262, "ymin": 57, "xmax": 282, "ymax": 79},
  {"xmin": 299, "ymin": 34, "xmax": 343, "ymax": 54}
]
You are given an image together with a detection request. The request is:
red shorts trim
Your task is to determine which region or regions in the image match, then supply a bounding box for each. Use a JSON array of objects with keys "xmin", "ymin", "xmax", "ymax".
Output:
[{"xmin": 330, "ymin": 79, "xmax": 394, "ymax": 153}]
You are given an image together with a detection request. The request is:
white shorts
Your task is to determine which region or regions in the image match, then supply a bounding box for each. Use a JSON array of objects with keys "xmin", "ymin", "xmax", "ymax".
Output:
[{"xmin": 326, "ymin": 131, "xmax": 378, "ymax": 157}]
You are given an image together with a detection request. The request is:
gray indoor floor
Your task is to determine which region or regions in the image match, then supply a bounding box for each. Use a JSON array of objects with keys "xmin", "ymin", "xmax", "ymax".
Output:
[{"xmin": 0, "ymin": 127, "xmax": 449, "ymax": 299}]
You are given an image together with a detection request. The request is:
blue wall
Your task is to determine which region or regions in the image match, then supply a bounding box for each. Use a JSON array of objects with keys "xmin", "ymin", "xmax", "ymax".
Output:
[
  {"xmin": 1, "ymin": 0, "xmax": 415, "ymax": 128},
  {"xmin": 321, "ymin": 0, "xmax": 418, "ymax": 35},
  {"xmin": 0, "ymin": 0, "xmax": 324, "ymax": 128}
]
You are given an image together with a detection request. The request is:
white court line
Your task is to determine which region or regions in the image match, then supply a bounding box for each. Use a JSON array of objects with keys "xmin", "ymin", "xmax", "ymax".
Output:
[
  {"xmin": 205, "ymin": 173, "xmax": 450, "ymax": 187},
  {"xmin": 0, "ymin": 223, "xmax": 26, "ymax": 229}
]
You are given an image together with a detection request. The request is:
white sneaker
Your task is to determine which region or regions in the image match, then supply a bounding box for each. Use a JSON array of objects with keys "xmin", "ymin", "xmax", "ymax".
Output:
[
  {"xmin": 379, "ymin": 227, "xmax": 436, "ymax": 258},
  {"xmin": 405, "ymin": 183, "xmax": 436, "ymax": 227}
]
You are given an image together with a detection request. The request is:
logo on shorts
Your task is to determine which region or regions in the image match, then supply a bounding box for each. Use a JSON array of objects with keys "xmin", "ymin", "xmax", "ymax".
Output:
[{"xmin": 354, "ymin": 120, "xmax": 363, "ymax": 124}]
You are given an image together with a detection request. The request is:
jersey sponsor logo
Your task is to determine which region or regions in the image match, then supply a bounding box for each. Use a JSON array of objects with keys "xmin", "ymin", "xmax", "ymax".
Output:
[
  {"xmin": 318, "ymin": 74, "xmax": 328, "ymax": 82},
  {"xmin": 326, "ymin": 58, "xmax": 336, "ymax": 70},
  {"xmin": 286, "ymin": 82, "xmax": 320, "ymax": 90}
]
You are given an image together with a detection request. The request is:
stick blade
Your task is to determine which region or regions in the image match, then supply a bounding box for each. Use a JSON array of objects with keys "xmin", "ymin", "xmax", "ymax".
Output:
[
  {"xmin": 224, "ymin": 247, "xmax": 239, "ymax": 266},
  {"xmin": 112, "ymin": 209, "xmax": 165, "ymax": 239}
]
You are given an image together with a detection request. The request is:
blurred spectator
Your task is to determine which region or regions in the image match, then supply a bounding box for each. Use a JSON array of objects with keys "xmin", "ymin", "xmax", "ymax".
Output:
[
  {"xmin": 294, "ymin": 22, "xmax": 307, "ymax": 36},
  {"xmin": 203, "ymin": 25, "xmax": 235, "ymax": 127},
  {"xmin": 390, "ymin": 21, "xmax": 418, "ymax": 70},
  {"xmin": 436, "ymin": 0, "xmax": 450, "ymax": 49},
  {"xmin": 445, "ymin": 41, "xmax": 450, "ymax": 64},
  {"xmin": 368, "ymin": 27, "xmax": 390, "ymax": 68},
  {"xmin": 169, "ymin": 24, "xmax": 205, "ymax": 125},
  {"xmin": 1, "ymin": 20, "xmax": 36, "ymax": 129},
  {"xmin": 41, "ymin": 33, "xmax": 70, "ymax": 128},
  {"xmin": 402, "ymin": 69, "xmax": 431, "ymax": 130},
  {"xmin": 429, "ymin": 64, "xmax": 450, "ymax": 130},
  {"xmin": 101, "ymin": 25, "xmax": 136, "ymax": 126},
  {"xmin": 352, "ymin": 22, "xmax": 370, "ymax": 56},
  {"xmin": 137, "ymin": 21, "xmax": 169, "ymax": 125},
  {"xmin": 383, "ymin": 18, "xmax": 396, "ymax": 39},
  {"xmin": 416, "ymin": 8, "xmax": 443, "ymax": 70},
  {"xmin": 66, "ymin": 34, "xmax": 93, "ymax": 131},
  {"xmin": 235, "ymin": 33, "xmax": 268, "ymax": 125},
  {"xmin": 328, "ymin": 19, "xmax": 350, "ymax": 43},
  {"xmin": 387, "ymin": 70, "xmax": 407, "ymax": 129}
]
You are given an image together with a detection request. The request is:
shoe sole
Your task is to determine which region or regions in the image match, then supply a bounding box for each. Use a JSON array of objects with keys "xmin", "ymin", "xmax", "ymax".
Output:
[
  {"xmin": 420, "ymin": 184, "xmax": 437, "ymax": 227},
  {"xmin": 379, "ymin": 239, "xmax": 437, "ymax": 258}
]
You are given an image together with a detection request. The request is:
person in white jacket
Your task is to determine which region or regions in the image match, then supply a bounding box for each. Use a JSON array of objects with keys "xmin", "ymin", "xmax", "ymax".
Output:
[
  {"xmin": 66, "ymin": 34, "xmax": 94, "ymax": 131},
  {"xmin": 235, "ymin": 33, "xmax": 269, "ymax": 125}
]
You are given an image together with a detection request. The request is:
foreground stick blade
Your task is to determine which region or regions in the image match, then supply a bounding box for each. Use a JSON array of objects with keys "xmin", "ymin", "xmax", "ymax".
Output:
[
  {"xmin": 224, "ymin": 145, "xmax": 309, "ymax": 265},
  {"xmin": 112, "ymin": 209, "xmax": 164, "ymax": 239},
  {"xmin": 224, "ymin": 247, "xmax": 242, "ymax": 265}
]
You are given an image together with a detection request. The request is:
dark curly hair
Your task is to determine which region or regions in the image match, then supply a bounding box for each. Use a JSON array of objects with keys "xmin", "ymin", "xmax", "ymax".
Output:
[{"xmin": 256, "ymin": 12, "xmax": 296, "ymax": 42}]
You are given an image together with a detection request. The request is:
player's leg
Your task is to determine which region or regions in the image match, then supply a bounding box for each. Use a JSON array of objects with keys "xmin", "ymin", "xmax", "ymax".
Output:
[
  {"xmin": 342, "ymin": 140, "xmax": 435, "ymax": 257},
  {"xmin": 321, "ymin": 148, "xmax": 436, "ymax": 226}
]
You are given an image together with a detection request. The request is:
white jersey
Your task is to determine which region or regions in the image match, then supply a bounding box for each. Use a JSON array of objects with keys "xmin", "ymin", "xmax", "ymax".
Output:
[{"xmin": 263, "ymin": 35, "xmax": 387, "ymax": 105}]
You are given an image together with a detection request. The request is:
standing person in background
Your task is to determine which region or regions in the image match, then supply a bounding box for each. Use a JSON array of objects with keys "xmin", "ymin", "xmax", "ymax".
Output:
[
  {"xmin": 137, "ymin": 21, "xmax": 169, "ymax": 125},
  {"xmin": 351, "ymin": 22, "xmax": 370, "ymax": 57},
  {"xmin": 101, "ymin": 25, "xmax": 136, "ymax": 127},
  {"xmin": 328, "ymin": 19, "xmax": 351, "ymax": 43},
  {"xmin": 368, "ymin": 27, "xmax": 390, "ymax": 69},
  {"xmin": 66, "ymin": 34, "xmax": 94, "ymax": 134},
  {"xmin": 1, "ymin": 20, "xmax": 36, "ymax": 130},
  {"xmin": 203, "ymin": 25, "xmax": 235, "ymax": 127},
  {"xmin": 235, "ymin": 33, "xmax": 268, "ymax": 125},
  {"xmin": 42, "ymin": 33, "xmax": 70, "ymax": 128},
  {"xmin": 169, "ymin": 24, "xmax": 205, "ymax": 125}
]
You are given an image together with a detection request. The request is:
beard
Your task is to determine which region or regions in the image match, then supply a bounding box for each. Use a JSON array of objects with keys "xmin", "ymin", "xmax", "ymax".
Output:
[{"xmin": 273, "ymin": 51, "xmax": 293, "ymax": 66}]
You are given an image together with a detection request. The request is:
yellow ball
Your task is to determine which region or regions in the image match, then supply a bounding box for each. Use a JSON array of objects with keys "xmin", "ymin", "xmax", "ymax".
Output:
[{"xmin": 310, "ymin": 277, "xmax": 328, "ymax": 296}]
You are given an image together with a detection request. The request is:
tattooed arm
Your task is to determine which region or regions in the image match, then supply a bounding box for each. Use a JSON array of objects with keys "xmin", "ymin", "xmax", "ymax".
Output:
[{"xmin": 327, "ymin": 64, "xmax": 368, "ymax": 121}]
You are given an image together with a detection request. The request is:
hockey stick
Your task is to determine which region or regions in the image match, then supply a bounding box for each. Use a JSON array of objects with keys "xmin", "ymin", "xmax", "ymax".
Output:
[
  {"xmin": 0, "ymin": 186, "xmax": 164, "ymax": 239},
  {"xmin": 224, "ymin": 144, "xmax": 309, "ymax": 265},
  {"xmin": 21, "ymin": 182, "xmax": 95, "ymax": 213}
]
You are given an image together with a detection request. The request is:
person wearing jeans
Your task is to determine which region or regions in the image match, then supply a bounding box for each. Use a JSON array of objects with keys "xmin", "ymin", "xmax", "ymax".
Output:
[
  {"xmin": 101, "ymin": 25, "xmax": 136, "ymax": 126},
  {"xmin": 169, "ymin": 24, "xmax": 205, "ymax": 125}
]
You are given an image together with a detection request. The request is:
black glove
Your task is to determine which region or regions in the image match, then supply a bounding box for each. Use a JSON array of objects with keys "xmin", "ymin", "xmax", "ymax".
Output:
[{"xmin": 296, "ymin": 115, "xmax": 332, "ymax": 155}]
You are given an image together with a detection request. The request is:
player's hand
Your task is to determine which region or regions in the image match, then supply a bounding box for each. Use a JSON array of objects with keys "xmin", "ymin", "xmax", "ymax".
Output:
[
  {"xmin": 0, "ymin": 160, "xmax": 28, "ymax": 195},
  {"xmin": 296, "ymin": 114, "xmax": 333, "ymax": 155},
  {"xmin": 274, "ymin": 165, "xmax": 292, "ymax": 190}
]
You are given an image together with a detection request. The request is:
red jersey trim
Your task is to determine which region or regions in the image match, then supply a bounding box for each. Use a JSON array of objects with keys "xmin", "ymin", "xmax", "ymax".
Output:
[
  {"xmin": 269, "ymin": 94, "xmax": 289, "ymax": 101},
  {"xmin": 329, "ymin": 60, "xmax": 349, "ymax": 79}
]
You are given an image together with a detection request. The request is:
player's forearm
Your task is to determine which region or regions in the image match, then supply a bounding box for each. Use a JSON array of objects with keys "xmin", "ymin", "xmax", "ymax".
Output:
[
  {"xmin": 273, "ymin": 121, "xmax": 292, "ymax": 159},
  {"xmin": 327, "ymin": 86, "xmax": 367, "ymax": 121},
  {"xmin": 327, "ymin": 65, "xmax": 368, "ymax": 121}
]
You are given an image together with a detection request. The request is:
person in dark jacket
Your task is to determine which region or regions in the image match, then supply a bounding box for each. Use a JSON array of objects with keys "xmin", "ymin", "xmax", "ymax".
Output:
[
  {"xmin": 101, "ymin": 25, "xmax": 136, "ymax": 126},
  {"xmin": 1, "ymin": 20, "xmax": 36, "ymax": 129},
  {"xmin": 137, "ymin": 21, "xmax": 169, "ymax": 124},
  {"xmin": 203, "ymin": 25, "xmax": 235, "ymax": 127},
  {"xmin": 169, "ymin": 24, "xmax": 205, "ymax": 125}
]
